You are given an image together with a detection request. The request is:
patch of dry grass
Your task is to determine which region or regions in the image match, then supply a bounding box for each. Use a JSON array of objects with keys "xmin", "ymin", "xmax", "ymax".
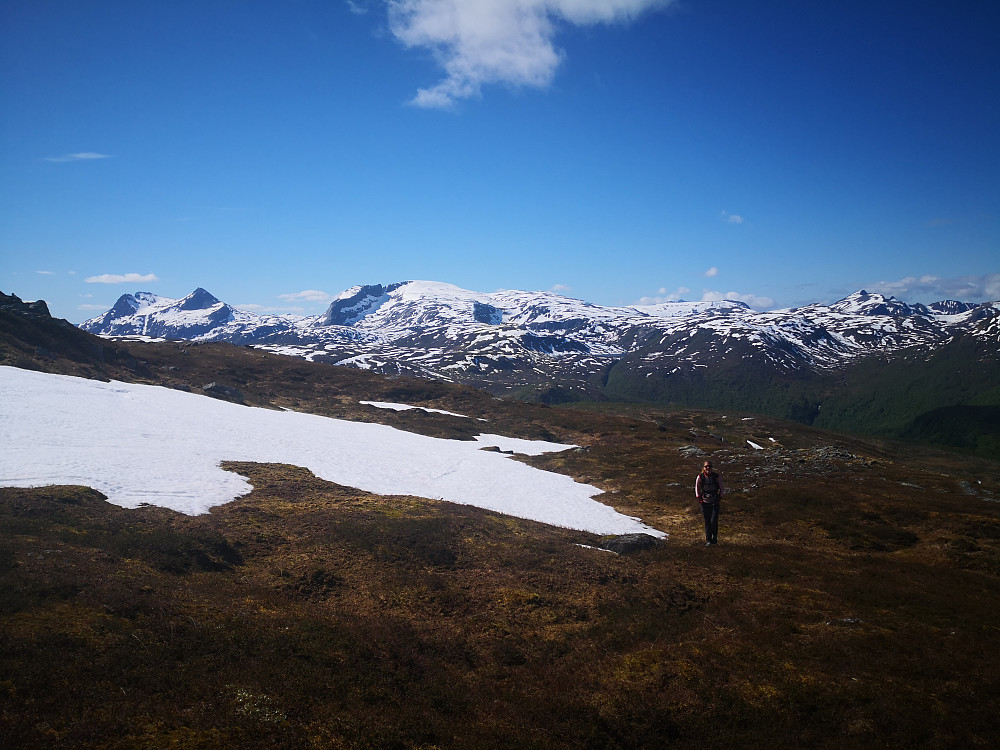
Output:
[{"xmin": 2, "ymin": 335, "xmax": 1000, "ymax": 748}]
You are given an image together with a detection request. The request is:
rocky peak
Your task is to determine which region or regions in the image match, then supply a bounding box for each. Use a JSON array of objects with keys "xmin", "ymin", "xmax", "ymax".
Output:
[
  {"xmin": 178, "ymin": 288, "xmax": 222, "ymax": 311},
  {"xmin": 929, "ymin": 300, "xmax": 979, "ymax": 315},
  {"xmin": 831, "ymin": 290, "xmax": 928, "ymax": 317},
  {"xmin": 1, "ymin": 291, "xmax": 52, "ymax": 319}
]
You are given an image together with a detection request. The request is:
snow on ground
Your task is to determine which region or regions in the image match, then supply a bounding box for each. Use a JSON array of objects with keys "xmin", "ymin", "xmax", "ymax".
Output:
[
  {"xmin": 0, "ymin": 367, "xmax": 663, "ymax": 538},
  {"xmin": 360, "ymin": 400, "xmax": 470, "ymax": 418}
]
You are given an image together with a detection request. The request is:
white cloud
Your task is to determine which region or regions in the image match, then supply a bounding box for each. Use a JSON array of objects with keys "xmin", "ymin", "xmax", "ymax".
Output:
[
  {"xmin": 700, "ymin": 290, "xmax": 775, "ymax": 309},
  {"xmin": 636, "ymin": 286, "xmax": 690, "ymax": 304},
  {"xmin": 278, "ymin": 289, "xmax": 336, "ymax": 304},
  {"xmin": 387, "ymin": 0, "xmax": 673, "ymax": 108},
  {"xmin": 550, "ymin": 283, "xmax": 572, "ymax": 293},
  {"xmin": 240, "ymin": 303, "xmax": 307, "ymax": 315},
  {"xmin": 704, "ymin": 266, "xmax": 719, "ymax": 278},
  {"xmin": 77, "ymin": 303, "xmax": 111, "ymax": 311},
  {"xmin": 44, "ymin": 152, "xmax": 112, "ymax": 163},
  {"xmin": 84, "ymin": 273, "xmax": 159, "ymax": 285},
  {"xmin": 36, "ymin": 270, "xmax": 55, "ymax": 275},
  {"xmin": 868, "ymin": 273, "xmax": 1000, "ymax": 302},
  {"xmin": 721, "ymin": 211, "xmax": 744, "ymax": 224}
]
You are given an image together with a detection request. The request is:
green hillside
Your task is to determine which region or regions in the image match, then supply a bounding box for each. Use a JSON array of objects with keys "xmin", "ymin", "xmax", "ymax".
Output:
[
  {"xmin": 899, "ymin": 405, "xmax": 1000, "ymax": 458},
  {"xmin": 812, "ymin": 337, "xmax": 1000, "ymax": 459},
  {"xmin": 600, "ymin": 329, "xmax": 826, "ymax": 423},
  {"xmin": 598, "ymin": 331, "xmax": 1000, "ymax": 460}
]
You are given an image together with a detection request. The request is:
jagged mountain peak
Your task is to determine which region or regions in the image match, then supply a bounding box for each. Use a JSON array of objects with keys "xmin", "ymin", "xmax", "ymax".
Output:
[
  {"xmin": 107, "ymin": 293, "xmax": 142, "ymax": 318},
  {"xmin": 829, "ymin": 290, "xmax": 929, "ymax": 317},
  {"xmin": 81, "ymin": 288, "xmax": 235, "ymax": 340},
  {"xmin": 177, "ymin": 287, "xmax": 223, "ymax": 311},
  {"xmin": 78, "ymin": 280, "xmax": 995, "ymax": 395},
  {"xmin": 101, "ymin": 291, "xmax": 173, "ymax": 321}
]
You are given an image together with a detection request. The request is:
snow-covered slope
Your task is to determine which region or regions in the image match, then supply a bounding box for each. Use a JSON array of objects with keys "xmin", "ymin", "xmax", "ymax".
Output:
[
  {"xmin": 0, "ymin": 366, "xmax": 662, "ymax": 536},
  {"xmin": 80, "ymin": 281, "xmax": 999, "ymax": 393}
]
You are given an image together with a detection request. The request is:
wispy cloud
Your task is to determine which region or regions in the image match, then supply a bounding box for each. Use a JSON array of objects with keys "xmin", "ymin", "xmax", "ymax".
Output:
[
  {"xmin": 35, "ymin": 270, "xmax": 56, "ymax": 276},
  {"xmin": 84, "ymin": 273, "xmax": 159, "ymax": 285},
  {"xmin": 77, "ymin": 303, "xmax": 112, "ymax": 311},
  {"xmin": 704, "ymin": 267, "xmax": 719, "ymax": 278},
  {"xmin": 278, "ymin": 289, "xmax": 336, "ymax": 304},
  {"xmin": 550, "ymin": 283, "xmax": 572, "ymax": 293},
  {"xmin": 868, "ymin": 273, "xmax": 1000, "ymax": 302},
  {"xmin": 345, "ymin": 0, "xmax": 370, "ymax": 14},
  {"xmin": 44, "ymin": 152, "xmax": 112, "ymax": 163},
  {"xmin": 387, "ymin": 0, "xmax": 673, "ymax": 108},
  {"xmin": 239, "ymin": 303, "xmax": 307, "ymax": 315},
  {"xmin": 701, "ymin": 290, "xmax": 774, "ymax": 309},
  {"xmin": 720, "ymin": 211, "xmax": 744, "ymax": 224}
]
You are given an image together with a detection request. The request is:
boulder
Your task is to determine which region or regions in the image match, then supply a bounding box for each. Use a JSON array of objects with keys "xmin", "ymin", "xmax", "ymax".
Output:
[
  {"xmin": 203, "ymin": 382, "xmax": 245, "ymax": 404},
  {"xmin": 597, "ymin": 533, "xmax": 664, "ymax": 555}
]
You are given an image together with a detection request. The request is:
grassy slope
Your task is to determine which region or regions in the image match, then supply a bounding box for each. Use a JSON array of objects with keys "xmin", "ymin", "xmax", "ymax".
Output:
[
  {"xmin": 600, "ymin": 333, "xmax": 1000, "ymax": 460},
  {"xmin": 2, "ymin": 320, "xmax": 1000, "ymax": 748}
]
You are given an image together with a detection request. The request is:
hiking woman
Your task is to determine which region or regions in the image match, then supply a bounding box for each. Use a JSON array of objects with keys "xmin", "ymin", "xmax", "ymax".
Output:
[{"xmin": 695, "ymin": 461, "xmax": 724, "ymax": 545}]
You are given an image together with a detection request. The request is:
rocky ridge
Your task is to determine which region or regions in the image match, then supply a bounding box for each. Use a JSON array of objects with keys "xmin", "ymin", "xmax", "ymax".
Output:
[{"xmin": 78, "ymin": 282, "xmax": 999, "ymax": 398}]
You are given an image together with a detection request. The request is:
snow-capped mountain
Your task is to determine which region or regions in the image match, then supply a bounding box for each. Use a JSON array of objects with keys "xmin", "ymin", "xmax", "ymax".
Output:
[
  {"xmin": 80, "ymin": 288, "xmax": 306, "ymax": 342},
  {"xmin": 81, "ymin": 281, "xmax": 999, "ymax": 398}
]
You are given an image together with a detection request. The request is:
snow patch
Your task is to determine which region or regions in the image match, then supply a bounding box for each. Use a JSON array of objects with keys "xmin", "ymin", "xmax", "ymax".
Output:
[
  {"xmin": 0, "ymin": 367, "xmax": 663, "ymax": 537},
  {"xmin": 360, "ymin": 401, "xmax": 470, "ymax": 418}
]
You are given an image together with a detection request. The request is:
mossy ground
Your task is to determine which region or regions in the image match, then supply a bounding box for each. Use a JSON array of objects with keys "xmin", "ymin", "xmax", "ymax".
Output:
[{"xmin": 2, "ymin": 335, "xmax": 1000, "ymax": 748}]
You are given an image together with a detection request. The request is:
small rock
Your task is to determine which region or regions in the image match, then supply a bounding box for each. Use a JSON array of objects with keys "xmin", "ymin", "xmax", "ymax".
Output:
[
  {"xmin": 597, "ymin": 533, "xmax": 664, "ymax": 555},
  {"xmin": 203, "ymin": 382, "xmax": 245, "ymax": 403},
  {"xmin": 678, "ymin": 445, "xmax": 706, "ymax": 457}
]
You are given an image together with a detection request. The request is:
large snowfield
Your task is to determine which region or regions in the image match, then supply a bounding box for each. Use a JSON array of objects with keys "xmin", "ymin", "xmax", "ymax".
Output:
[{"xmin": 0, "ymin": 367, "xmax": 664, "ymax": 538}]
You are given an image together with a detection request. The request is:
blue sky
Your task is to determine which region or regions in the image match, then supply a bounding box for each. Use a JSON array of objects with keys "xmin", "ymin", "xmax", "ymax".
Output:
[{"xmin": 2, "ymin": 0, "xmax": 997, "ymax": 323}]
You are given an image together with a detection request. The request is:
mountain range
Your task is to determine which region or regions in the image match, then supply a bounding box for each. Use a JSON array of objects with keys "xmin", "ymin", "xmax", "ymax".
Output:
[{"xmin": 80, "ymin": 281, "xmax": 1000, "ymax": 455}]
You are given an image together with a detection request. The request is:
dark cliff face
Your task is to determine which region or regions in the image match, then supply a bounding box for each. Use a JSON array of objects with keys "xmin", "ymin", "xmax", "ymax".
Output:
[
  {"xmin": 108, "ymin": 294, "xmax": 140, "ymax": 319},
  {"xmin": 317, "ymin": 282, "xmax": 408, "ymax": 326},
  {"xmin": 1, "ymin": 291, "xmax": 53, "ymax": 319},
  {"xmin": 473, "ymin": 302, "xmax": 503, "ymax": 325},
  {"xmin": 929, "ymin": 300, "xmax": 979, "ymax": 315}
]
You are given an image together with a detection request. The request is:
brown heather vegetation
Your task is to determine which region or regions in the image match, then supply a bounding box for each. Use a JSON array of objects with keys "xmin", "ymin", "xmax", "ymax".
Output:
[{"xmin": 2, "ymin": 306, "xmax": 1000, "ymax": 748}]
